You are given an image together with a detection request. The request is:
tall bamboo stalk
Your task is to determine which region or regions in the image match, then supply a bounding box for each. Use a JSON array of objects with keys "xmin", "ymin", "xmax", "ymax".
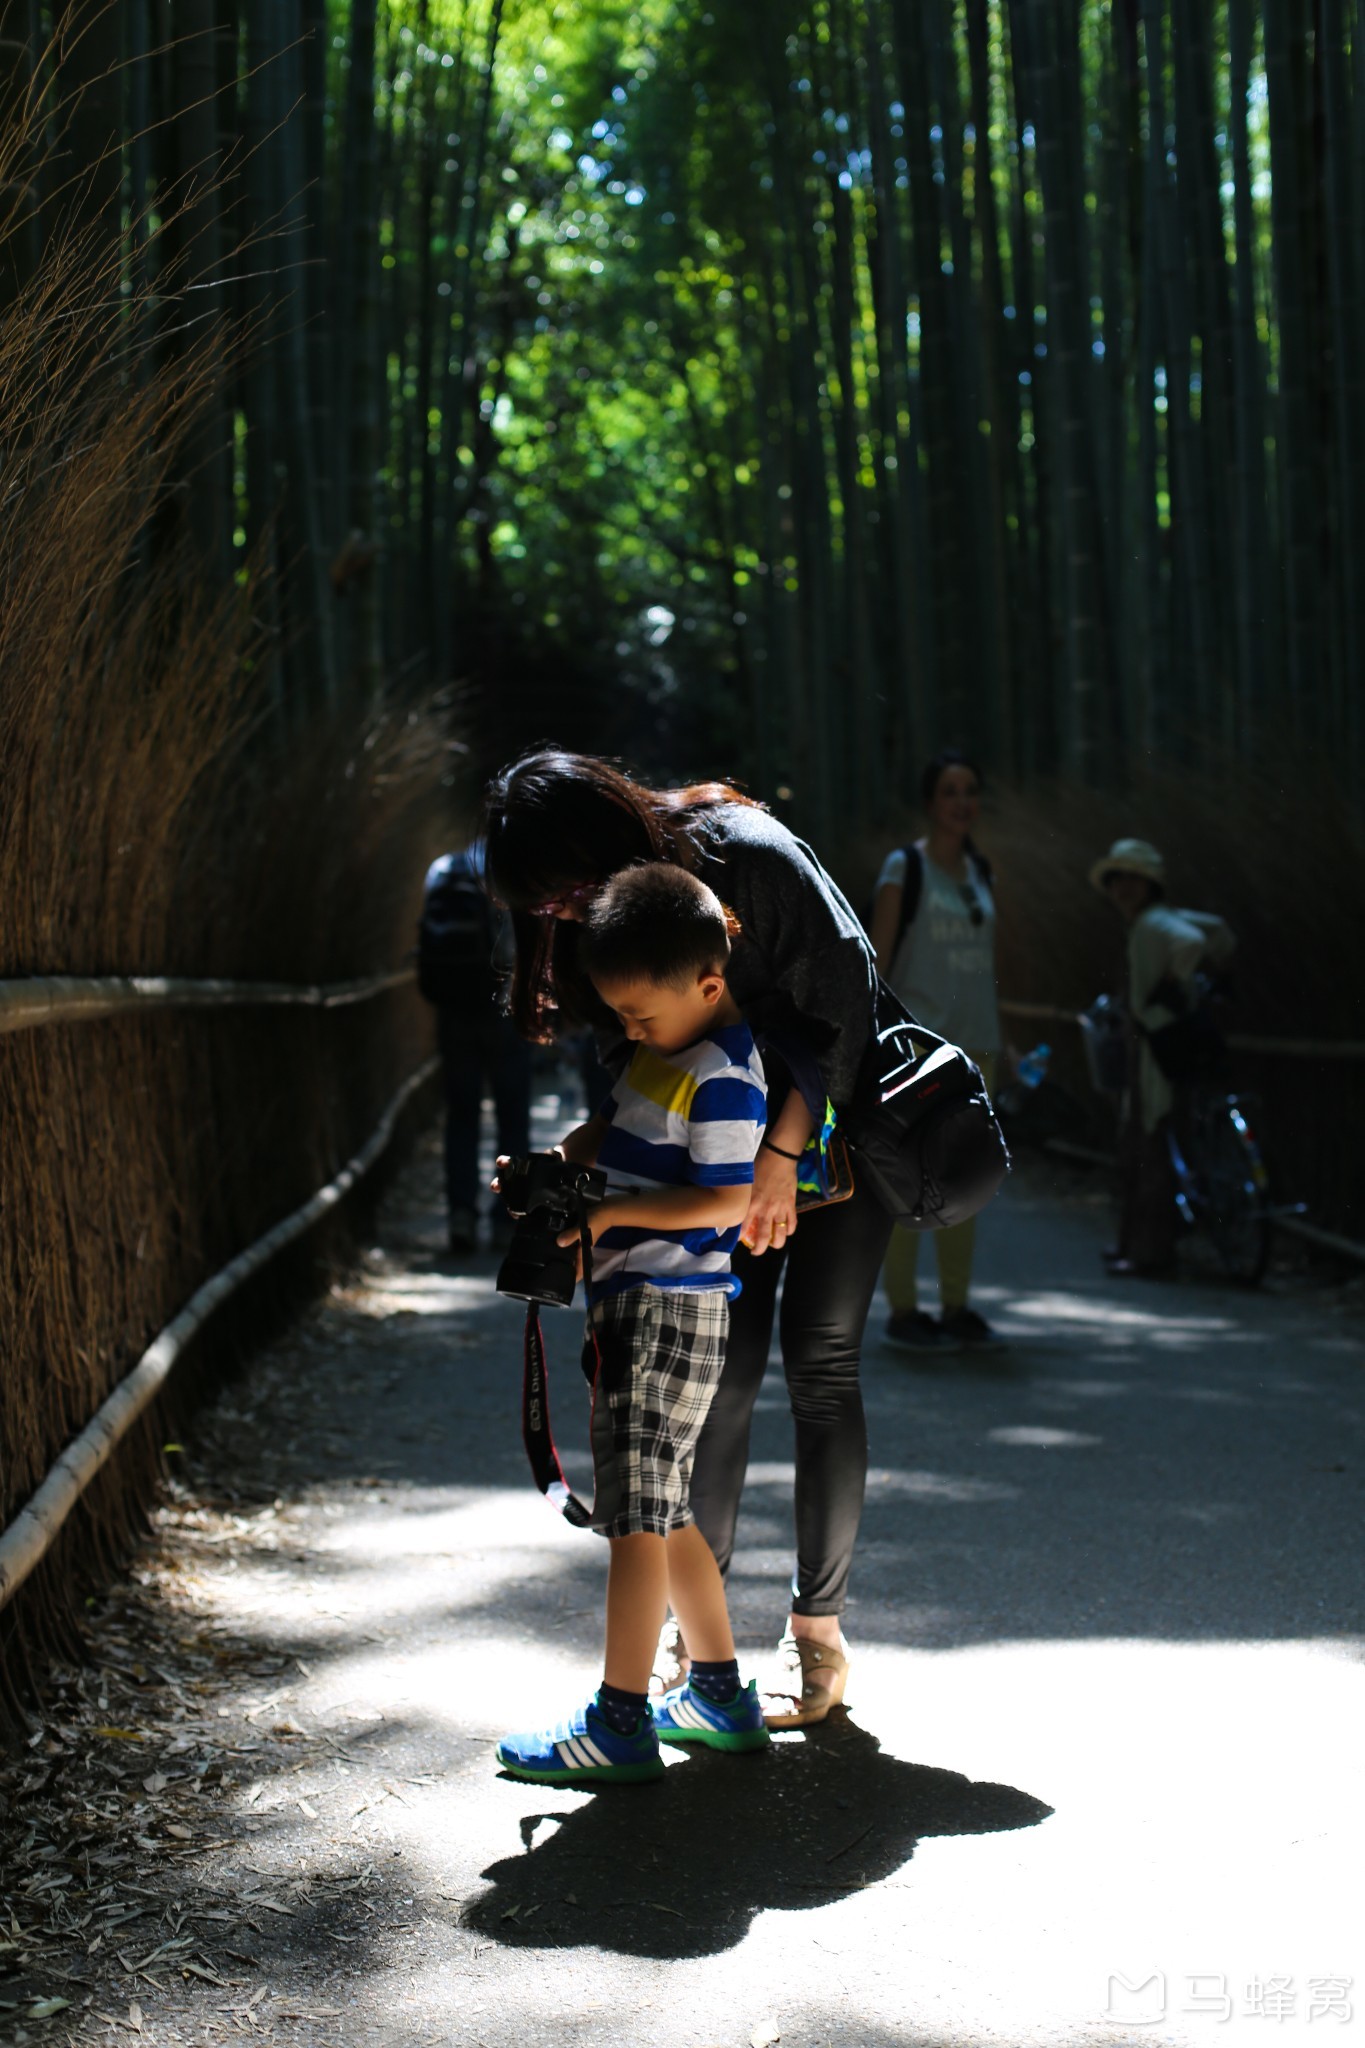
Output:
[
  {"xmin": 1319, "ymin": 0, "xmax": 1363, "ymax": 773},
  {"xmin": 891, "ymin": 0, "xmax": 967, "ymax": 744},
  {"xmin": 275, "ymin": 0, "xmax": 335, "ymax": 708},
  {"xmin": 0, "ymin": 0, "xmax": 43, "ymax": 298},
  {"xmin": 965, "ymin": 0, "xmax": 1020, "ymax": 776},
  {"xmin": 1145, "ymin": 0, "xmax": 1216, "ymax": 749},
  {"xmin": 344, "ymin": 0, "xmax": 383, "ymax": 699},
  {"xmin": 166, "ymin": 0, "xmax": 231, "ymax": 579},
  {"xmin": 1226, "ymin": 0, "xmax": 1270, "ymax": 753},
  {"xmin": 1011, "ymin": 0, "xmax": 1112, "ymax": 778},
  {"xmin": 59, "ymin": 1, "xmax": 123, "ymax": 237},
  {"xmin": 863, "ymin": 0, "xmax": 926, "ymax": 791},
  {"xmin": 1262, "ymin": 0, "xmax": 1321, "ymax": 729}
]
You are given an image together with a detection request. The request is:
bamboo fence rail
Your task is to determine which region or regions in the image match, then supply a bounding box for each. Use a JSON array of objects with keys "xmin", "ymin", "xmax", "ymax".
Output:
[
  {"xmin": 0, "ymin": 1051, "xmax": 439, "ymax": 1614},
  {"xmin": 999, "ymin": 999, "xmax": 1365, "ymax": 1061},
  {"xmin": 0, "ymin": 961, "xmax": 432, "ymax": 1627},
  {"xmin": 0, "ymin": 968, "xmax": 415, "ymax": 1035},
  {"xmin": 1030, "ymin": 1132, "xmax": 1365, "ymax": 1268}
]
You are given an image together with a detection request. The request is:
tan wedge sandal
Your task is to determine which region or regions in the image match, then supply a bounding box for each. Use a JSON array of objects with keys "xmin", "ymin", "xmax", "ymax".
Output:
[
  {"xmin": 760, "ymin": 1628, "xmax": 850, "ymax": 1729},
  {"xmin": 649, "ymin": 1615, "xmax": 690, "ymax": 1697}
]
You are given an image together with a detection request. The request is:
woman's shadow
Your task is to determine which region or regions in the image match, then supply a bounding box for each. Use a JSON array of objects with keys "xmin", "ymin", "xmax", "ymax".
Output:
[{"xmin": 464, "ymin": 1713, "xmax": 1052, "ymax": 1959}]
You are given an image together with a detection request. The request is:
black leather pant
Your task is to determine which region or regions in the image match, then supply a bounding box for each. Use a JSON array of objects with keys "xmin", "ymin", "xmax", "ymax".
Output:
[{"xmin": 688, "ymin": 1174, "xmax": 893, "ymax": 1617}]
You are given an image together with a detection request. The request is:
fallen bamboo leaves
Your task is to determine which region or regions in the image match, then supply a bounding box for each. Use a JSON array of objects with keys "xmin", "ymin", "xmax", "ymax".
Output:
[{"xmin": 0, "ymin": 1510, "xmax": 386, "ymax": 2037}]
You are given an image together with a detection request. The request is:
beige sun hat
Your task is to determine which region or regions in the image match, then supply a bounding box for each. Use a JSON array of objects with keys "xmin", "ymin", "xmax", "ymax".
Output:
[{"xmin": 1088, "ymin": 837, "xmax": 1166, "ymax": 895}]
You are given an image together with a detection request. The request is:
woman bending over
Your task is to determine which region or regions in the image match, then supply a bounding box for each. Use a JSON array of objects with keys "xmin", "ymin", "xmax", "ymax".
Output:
[{"xmin": 483, "ymin": 749, "xmax": 891, "ymax": 1727}]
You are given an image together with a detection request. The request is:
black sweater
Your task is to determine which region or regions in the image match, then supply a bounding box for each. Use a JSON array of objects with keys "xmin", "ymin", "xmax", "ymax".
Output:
[{"xmin": 685, "ymin": 803, "xmax": 878, "ymax": 1114}]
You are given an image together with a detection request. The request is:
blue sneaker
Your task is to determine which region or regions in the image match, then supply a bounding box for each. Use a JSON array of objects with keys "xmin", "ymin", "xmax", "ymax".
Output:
[
  {"xmin": 653, "ymin": 1678, "xmax": 770, "ymax": 1753},
  {"xmin": 496, "ymin": 1693, "xmax": 665, "ymax": 1786}
]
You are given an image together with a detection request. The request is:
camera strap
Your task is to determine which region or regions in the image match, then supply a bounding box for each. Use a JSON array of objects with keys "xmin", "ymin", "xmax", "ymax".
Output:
[{"xmin": 520, "ymin": 1201, "xmax": 600, "ymax": 1528}]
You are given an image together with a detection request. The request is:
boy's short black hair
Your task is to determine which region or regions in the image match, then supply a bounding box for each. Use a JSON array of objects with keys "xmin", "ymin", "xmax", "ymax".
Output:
[{"xmin": 580, "ymin": 863, "xmax": 731, "ymax": 991}]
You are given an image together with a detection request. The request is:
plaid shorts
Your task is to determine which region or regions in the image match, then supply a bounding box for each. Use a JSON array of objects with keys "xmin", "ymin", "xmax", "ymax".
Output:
[{"xmin": 584, "ymin": 1286, "xmax": 729, "ymax": 1539}]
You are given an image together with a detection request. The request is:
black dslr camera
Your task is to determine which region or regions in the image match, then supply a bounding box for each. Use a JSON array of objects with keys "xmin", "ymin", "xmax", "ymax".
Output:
[{"xmin": 495, "ymin": 1153, "xmax": 609, "ymax": 1307}]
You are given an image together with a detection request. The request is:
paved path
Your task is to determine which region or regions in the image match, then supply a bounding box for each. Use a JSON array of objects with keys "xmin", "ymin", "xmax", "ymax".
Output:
[{"xmin": 4, "ymin": 1102, "xmax": 1363, "ymax": 2048}]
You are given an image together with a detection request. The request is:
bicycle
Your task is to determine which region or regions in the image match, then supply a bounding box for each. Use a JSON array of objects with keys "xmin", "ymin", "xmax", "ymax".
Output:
[
  {"xmin": 1168, "ymin": 1084, "xmax": 1273, "ymax": 1285},
  {"xmin": 1079, "ymin": 995, "xmax": 1276, "ymax": 1287}
]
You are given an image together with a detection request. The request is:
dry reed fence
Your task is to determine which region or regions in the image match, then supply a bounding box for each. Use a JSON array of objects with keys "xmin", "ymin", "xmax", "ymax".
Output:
[
  {"xmin": 0, "ymin": 79, "xmax": 449, "ymax": 1718},
  {"xmin": 848, "ymin": 760, "xmax": 1365, "ymax": 1242}
]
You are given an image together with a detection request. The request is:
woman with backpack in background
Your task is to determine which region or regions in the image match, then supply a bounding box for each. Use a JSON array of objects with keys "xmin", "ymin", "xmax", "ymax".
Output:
[{"xmin": 869, "ymin": 750, "xmax": 1010, "ymax": 1354}]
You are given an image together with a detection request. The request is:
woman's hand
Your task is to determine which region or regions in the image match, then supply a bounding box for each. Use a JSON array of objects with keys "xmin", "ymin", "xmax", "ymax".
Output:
[
  {"xmin": 491, "ymin": 1140, "xmax": 570, "ymax": 1193},
  {"xmin": 740, "ymin": 1145, "xmax": 799, "ymax": 1255}
]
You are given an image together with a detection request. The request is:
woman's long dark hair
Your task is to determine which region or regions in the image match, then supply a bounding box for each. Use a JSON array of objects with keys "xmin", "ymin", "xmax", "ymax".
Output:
[
  {"xmin": 482, "ymin": 748, "xmax": 760, "ymax": 1040},
  {"xmin": 920, "ymin": 747, "xmax": 988, "ymax": 870},
  {"xmin": 920, "ymin": 747, "xmax": 984, "ymax": 808}
]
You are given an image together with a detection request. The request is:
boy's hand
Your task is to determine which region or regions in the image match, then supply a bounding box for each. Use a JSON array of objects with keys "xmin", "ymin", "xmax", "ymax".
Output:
[
  {"xmin": 555, "ymin": 1199, "xmax": 618, "ymax": 1252},
  {"xmin": 553, "ymin": 1198, "xmax": 619, "ymax": 1279},
  {"xmin": 554, "ymin": 1236, "xmax": 584, "ymax": 1282}
]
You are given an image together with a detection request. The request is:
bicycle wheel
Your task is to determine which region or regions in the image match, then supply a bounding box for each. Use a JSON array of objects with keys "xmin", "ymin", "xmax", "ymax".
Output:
[{"xmin": 1198, "ymin": 1099, "xmax": 1272, "ymax": 1286}]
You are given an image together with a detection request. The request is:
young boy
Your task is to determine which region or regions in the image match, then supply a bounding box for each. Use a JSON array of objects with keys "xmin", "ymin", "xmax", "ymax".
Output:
[{"xmin": 496, "ymin": 863, "xmax": 769, "ymax": 1784}]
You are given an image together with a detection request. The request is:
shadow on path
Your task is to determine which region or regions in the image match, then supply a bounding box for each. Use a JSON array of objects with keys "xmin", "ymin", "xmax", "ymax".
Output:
[{"xmin": 465, "ymin": 1712, "xmax": 1052, "ymax": 1958}]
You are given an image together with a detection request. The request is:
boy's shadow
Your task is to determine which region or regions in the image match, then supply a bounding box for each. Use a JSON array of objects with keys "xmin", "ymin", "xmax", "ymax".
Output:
[{"xmin": 465, "ymin": 1714, "xmax": 1052, "ymax": 1958}]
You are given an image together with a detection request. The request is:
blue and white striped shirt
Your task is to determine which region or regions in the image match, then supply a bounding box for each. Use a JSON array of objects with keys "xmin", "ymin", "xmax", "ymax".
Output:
[{"xmin": 590, "ymin": 1023, "xmax": 767, "ymax": 1302}]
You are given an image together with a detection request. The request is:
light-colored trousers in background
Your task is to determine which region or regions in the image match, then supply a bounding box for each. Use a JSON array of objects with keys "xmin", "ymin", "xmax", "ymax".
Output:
[{"xmin": 881, "ymin": 1051, "xmax": 997, "ymax": 1315}]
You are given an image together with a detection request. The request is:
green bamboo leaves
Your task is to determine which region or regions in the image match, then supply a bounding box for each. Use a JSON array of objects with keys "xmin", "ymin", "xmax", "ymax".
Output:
[
  {"xmin": 472, "ymin": 0, "xmax": 1361, "ymax": 807},
  {"xmin": 31, "ymin": 3, "xmax": 1359, "ymax": 793}
]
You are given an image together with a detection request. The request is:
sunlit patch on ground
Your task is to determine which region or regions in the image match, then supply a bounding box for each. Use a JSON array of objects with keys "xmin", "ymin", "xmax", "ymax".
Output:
[{"xmin": 2, "ymin": 1130, "xmax": 1362, "ymax": 2047}]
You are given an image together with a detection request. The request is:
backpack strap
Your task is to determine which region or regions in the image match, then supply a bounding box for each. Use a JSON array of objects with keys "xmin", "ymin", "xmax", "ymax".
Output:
[
  {"xmin": 891, "ymin": 844, "xmax": 924, "ymax": 960},
  {"xmin": 889, "ymin": 843, "xmax": 991, "ymax": 962}
]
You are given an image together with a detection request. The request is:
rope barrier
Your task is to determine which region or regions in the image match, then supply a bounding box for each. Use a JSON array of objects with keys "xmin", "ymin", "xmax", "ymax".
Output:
[
  {"xmin": 0, "ymin": 1055, "xmax": 440, "ymax": 1614},
  {"xmin": 0, "ymin": 966, "xmax": 415, "ymax": 1036},
  {"xmin": 1276, "ymin": 1215, "xmax": 1365, "ymax": 1263},
  {"xmin": 999, "ymin": 999, "xmax": 1365, "ymax": 1061},
  {"xmin": 1037, "ymin": 1146, "xmax": 1365, "ymax": 1266}
]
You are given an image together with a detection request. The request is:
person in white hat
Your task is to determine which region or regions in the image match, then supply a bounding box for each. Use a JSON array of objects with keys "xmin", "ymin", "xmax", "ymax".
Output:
[{"xmin": 1092, "ymin": 839, "xmax": 1235, "ymax": 1274}]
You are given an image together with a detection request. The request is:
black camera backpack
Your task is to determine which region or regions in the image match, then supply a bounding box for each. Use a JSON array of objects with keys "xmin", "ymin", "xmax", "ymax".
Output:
[{"xmin": 844, "ymin": 980, "xmax": 1010, "ymax": 1230}]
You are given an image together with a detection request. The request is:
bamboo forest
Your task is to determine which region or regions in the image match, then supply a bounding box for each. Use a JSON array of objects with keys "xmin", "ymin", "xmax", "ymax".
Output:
[
  {"xmin": 8, "ymin": 2, "xmax": 1358, "ymax": 816},
  {"xmin": 1, "ymin": 0, "xmax": 1362, "ymax": 1603},
  {"xmin": 2, "ymin": 8, "xmax": 1365, "ymax": 2034}
]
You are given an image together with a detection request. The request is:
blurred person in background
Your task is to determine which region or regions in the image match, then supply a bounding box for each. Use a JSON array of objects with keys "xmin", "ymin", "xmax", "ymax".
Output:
[
  {"xmin": 1091, "ymin": 838, "xmax": 1236, "ymax": 1276},
  {"xmin": 869, "ymin": 750, "xmax": 1010, "ymax": 1355},
  {"xmin": 418, "ymin": 846, "xmax": 532, "ymax": 1253}
]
